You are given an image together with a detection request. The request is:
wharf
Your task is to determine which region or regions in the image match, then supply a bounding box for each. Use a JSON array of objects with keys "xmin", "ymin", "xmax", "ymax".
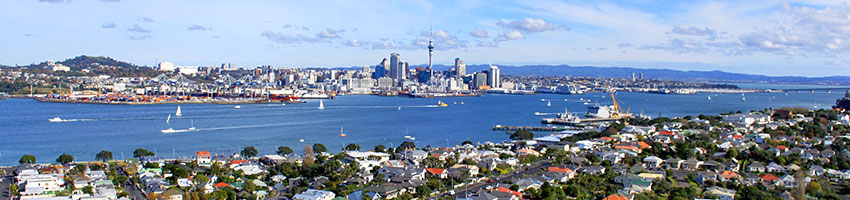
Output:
[
  {"xmin": 541, "ymin": 117, "xmax": 622, "ymax": 125},
  {"xmin": 493, "ymin": 125, "xmax": 581, "ymax": 132}
]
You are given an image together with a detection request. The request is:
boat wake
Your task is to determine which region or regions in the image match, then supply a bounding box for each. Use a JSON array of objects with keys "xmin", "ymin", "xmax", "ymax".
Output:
[{"xmin": 48, "ymin": 117, "xmax": 96, "ymax": 123}]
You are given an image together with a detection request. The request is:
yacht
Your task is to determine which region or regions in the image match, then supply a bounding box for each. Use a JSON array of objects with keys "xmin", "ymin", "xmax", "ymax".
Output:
[
  {"xmin": 318, "ymin": 100, "xmax": 325, "ymax": 110},
  {"xmin": 234, "ymin": 105, "xmax": 241, "ymax": 109},
  {"xmin": 175, "ymin": 105, "xmax": 182, "ymax": 117}
]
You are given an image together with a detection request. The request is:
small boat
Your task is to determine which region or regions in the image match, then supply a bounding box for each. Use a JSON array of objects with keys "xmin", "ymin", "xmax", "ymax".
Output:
[
  {"xmin": 282, "ymin": 103, "xmax": 286, "ymax": 106},
  {"xmin": 707, "ymin": 96, "xmax": 711, "ymax": 100},
  {"xmin": 437, "ymin": 101, "xmax": 448, "ymax": 107},
  {"xmin": 534, "ymin": 112, "xmax": 541, "ymax": 115},
  {"xmin": 404, "ymin": 136, "xmax": 415, "ymax": 140},
  {"xmin": 175, "ymin": 105, "xmax": 182, "ymax": 117},
  {"xmin": 48, "ymin": 117, "xmax": 63, "ymax": 122},
  {"xmin": 460, "ymin": 101, "xmax": 464, "ymax": 104},
  {"xmin": 564, "ymin": 99, "xmax": 569, "ymax": 101},
  {"xmin": 547, "ymin": 101, "xmax": 551, "ymax": 107},
  {"xmin": 398, "ymin": 106, "xmax": 402, "ymax": 110},
  {"xmin": 742, "ymin": 96, "xmax": 746, "ymax": 102},
  {"xmin": 339, "ymin": 127, "xmax": 346, "ymax": 137},
  {"xmin": 188, "ymin": 119, "xmax": 196, "ymax": 131},
  {"xmin": 540, "ymin": 99, "xmax": 545, "ymax": 102},
  {"xmin": 161, "ymin": 128, "xmax": 177, "ymax": 133},
  {"xmin": 318, "ymin": 100, "xmax": 325, "ymax": 110},
  {"xmin": 299, "ymin": 139, "xmax": 305, "ymax": 142},
  {"xmin": 234, "ymin": 105, "xmax": 241, "ymax": 109},
  {"xmin": 453, "ymin": 102, "xmax": 457, "ymax": 104}
]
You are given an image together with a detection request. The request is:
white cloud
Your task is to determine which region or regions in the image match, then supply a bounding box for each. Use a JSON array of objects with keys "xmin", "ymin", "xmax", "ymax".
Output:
[
  {"xmin": 101, "ymin": 22, "xmax": 116, "ymax": 29},
  {"xmin": 38, "ymin": 0, "xmax": 64, "ymax": 3},
  {"xmin": 140, "ymin": 17, "xmax": 154, "ymax": 23},
  {"xmin": 670, "ymin": 25, "xmax": 718, "ymax": 40},
  {"xmin": 494, "ymin": 30, "xmax": 524, "ymax": 41},
  {"xmin": 127, "ymin": 24, "xmax": 151, "ymax": 33},
  {"xmin": 470, "ymin": 28, "xmax": 489, "ymax": 38},
  {"xmin": 342, "ymin": 39, "xmax": 362, "ymax": 47},
  {"xmin": 496, "ymin": 18, "xmax": 568, "ymax": 33},
  {"xmin": 187, "ymin": 25, "xmax": 212, "ymax": 31},
  {"xmin": 316, "ymin": 28, "xmax": 344, "ymax": 39},
  {"xmin": 128, "ymin": 35, "xmax": 151, "ymax": 40},
  {"xmin": 260, "ymin": 31, "xmax": 319, "ymax": 44}
]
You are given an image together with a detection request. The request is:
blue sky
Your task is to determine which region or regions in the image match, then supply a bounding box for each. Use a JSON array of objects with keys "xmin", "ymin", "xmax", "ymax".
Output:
[{"xmin": 3, "ymin": 0, "xmax": 850, "ymax": 76}]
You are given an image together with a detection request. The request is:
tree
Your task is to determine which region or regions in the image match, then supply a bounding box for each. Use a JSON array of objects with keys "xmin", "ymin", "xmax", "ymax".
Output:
[
  {"xmin": 398, "ymin": 141, "xmax": 416, "ymax": 151},
  {"xmin": 96, "ymin": 150, "xmax": 113, "ymax": 162},
  {"xmin": 374, "ymin": 145, "xmax": 386, "ymax": 153},
  {"xmin": 726, "ymin": 148, "xmax": 738, "ymax": 159},
  {"xmin": 133, "ymin": 148, "xmax": 154, "ymax": 158},
  {"xmin": 462, "ymin": 140, "xmax": 473, "ymax": 145},
  {"xmin": 312, "ymin": 143, "xmax": 328, "ymax": 153},
  {"xmin": 344, "ymin": 143, "xmax": 360, "ymax": 151},
  {"xmin": 304, "ymin": 145, "xmax": 315, "ymax": 166},
  {"xmin": 276, "ymin": 146, "xmax": 293, "ymax": 155},
  {"xmin": 82, "ymin": 186, "xmax": 94, "ymax": 195},
  {"xmin": 19, "ymin": 154, "xmax": 36, "ymax": 164},
  {"xmin": 56, "ymin": 154, "xmax": 74, "ymax": 165},
  {"xmin": 241, "ymin": 146, "xmax": 258, "ymax": 158},
  {"xmin": 510, "ymin": 130, "xmax": 534, "ymax": 140}
]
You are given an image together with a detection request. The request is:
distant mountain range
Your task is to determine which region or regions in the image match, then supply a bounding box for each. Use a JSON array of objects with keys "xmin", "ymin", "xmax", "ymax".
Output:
[
  {"xmin": 4, "ymin": 55, "xmax": 850, "ymax": 85},
  {"xmin": 407, "ymin": 64, "xmax": 850, "ymax": 86}
]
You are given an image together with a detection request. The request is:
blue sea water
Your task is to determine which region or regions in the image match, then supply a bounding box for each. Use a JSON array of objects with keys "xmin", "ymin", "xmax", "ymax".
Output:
[{"xmin": 0, "ymin": 89, "xmax": 844, "ymax": 166}]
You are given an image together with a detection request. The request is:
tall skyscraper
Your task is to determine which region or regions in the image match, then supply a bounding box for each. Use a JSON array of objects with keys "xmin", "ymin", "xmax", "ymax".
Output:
[
  {"xmin": 428, "ymin": 27, "xmax": 435, "ymax": 79},
  {"xmin": 455, "ymin": 58, "xmax": 465, "ymax": 80},
  {"xmin": 389, "ymin": 53, "xmax": 404, "ymax": 80},
  {"xmin": 488, "ymin": 65, "xmax": 500, "ymax": 89}
]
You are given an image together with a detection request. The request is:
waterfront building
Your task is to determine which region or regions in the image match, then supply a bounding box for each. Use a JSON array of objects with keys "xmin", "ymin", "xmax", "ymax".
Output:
[
  {"xmin": 157, "ymin": 62, "xmax": 176, "ymax": 72},
  {"xmin": 474, "ymin": 72, "xmax": 488, "ymax": 90},
  {"xmin": 488, "ymin": 65, "xmax": 501, "ymax": 89},
  {"xmin": 389, "ymin": 53, "xmax": 406, "ymax": 83},
  {"xmin": 455, "ymin": 58, "xmax": 465, "ymax": 80}
]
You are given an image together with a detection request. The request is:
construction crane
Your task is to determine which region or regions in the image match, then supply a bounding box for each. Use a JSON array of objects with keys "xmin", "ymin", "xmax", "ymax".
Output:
[{"xmin": 610, "ymin": 93, "xmax": 631, "ymax": 119}]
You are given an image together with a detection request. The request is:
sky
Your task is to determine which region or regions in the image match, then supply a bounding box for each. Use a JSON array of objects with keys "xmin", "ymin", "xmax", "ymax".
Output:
[{"xmin": 2, "ymin": 0, "xmax": 850, "ymax": 77}]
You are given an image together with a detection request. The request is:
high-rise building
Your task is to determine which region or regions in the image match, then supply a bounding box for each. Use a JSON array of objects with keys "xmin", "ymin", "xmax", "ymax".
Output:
[
  {"xmin": 639, "ymin": 72, "xmax": 644, "ymax": 80},
  {"xmin": 474, "ymin": 72, "xmax": 488, "ymax": 90},
  {"xmin": 488, "ymin": 65, "xmax": 500, "ymax": 89},
  {"xmin": 389, "ymin": 53, "xmax": 405, "ymax": 80},
  {"xmin": 455, "ymin": 58, "xmax": 465, "ymax": 80},
  {"xmin": 632, "ymin": 73, "xmax": 636, "ymax": 82}
]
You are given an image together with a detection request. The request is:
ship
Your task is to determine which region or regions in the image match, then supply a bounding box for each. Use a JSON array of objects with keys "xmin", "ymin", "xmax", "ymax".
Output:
[
  {"xmin": 541, "ymin": 109, "xmax": 582, "ymax": 125},
  {"xmin": 584, "ymin": 93, "xmax": 632, "ymax": 119}
]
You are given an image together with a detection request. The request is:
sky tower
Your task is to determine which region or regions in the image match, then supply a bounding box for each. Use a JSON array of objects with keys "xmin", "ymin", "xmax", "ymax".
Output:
[{"xmin": 428, "ymin": 26, "xmax": 434, "ymax": 79}]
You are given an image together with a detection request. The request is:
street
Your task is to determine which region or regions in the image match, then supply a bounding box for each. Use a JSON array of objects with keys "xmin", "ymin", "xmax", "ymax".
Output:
[
  {"xmin": 441, "ymin": 160, "xmax": 552, "ymax": 198},
  {"xmin": 116, "ymin": 165, "xmax": 146, "ymax": 200}
]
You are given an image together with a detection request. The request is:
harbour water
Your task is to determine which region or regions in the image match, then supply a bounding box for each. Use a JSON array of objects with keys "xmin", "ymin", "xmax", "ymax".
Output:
[{"xmin": 0, "ymin": 89, "xmax": 844, "ymax": 165}]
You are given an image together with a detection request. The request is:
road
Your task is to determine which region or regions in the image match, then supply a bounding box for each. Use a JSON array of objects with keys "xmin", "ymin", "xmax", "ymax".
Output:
[
  {"xmin": 1, "ymin": 167, "xmax": 13, "ymax": 200},
  {"xmin": 116, "ymin": 165, "xmax": 146, "ymax": 200},
  {"xmin": 441, "ymin": 160, "xmax": 552, "ymax": 198}
]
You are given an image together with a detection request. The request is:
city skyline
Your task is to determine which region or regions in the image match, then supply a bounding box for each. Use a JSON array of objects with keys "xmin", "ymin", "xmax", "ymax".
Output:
[{"xmin": 2, "ymin": 0, "xmax": 850, "ymax": 77}]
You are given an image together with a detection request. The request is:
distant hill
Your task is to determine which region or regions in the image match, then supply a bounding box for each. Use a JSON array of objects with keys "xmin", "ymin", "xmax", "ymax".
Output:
[
  {"xmin": 57, "ymin": 55, "xmax": 140, "ymax": 70},
  {"xmin": 404, "ymin": 64, "xmax": 850, "ymax": 86}
]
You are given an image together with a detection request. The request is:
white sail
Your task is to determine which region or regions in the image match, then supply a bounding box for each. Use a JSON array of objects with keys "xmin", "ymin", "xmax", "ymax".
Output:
[
  {"xmin": 318, "ymin": 100, "xmax": 325, "ymax": 110},
  {"xmin": 547, "ymin": 101, "xmax": 551, "ymax": 107},
  {"xmin": 188, "ymin": 119, "xmax": 196, "ymax": 131},
  {"xmin": 166, "ymin": 114, "xmax": 171, "ymax": 124},
  {"xmin": 175, "ymin": 106, "xmax": 182, "ymax": 117}
]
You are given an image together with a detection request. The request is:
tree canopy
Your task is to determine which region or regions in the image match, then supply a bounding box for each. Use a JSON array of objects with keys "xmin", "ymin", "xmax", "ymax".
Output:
[
  {"xmin": 312, "ymin": 143, "xmax": 328, "ymax": 153},
  {"xmin": 276, "ymin": 146, "xmax": 293, "ymax": 155},
  {"xmin": 510, "ymin": 130, "xmax": 534, "ymax": 140},
  {"xmin": 19, "ymin": 154, "xmax": 36, "ymax": 164},
  {"xmin": 96, "ymin": 150, "xmax": 113, "ymax": 162},
  {"xmin": 241, "ymin": 146, "xmax": 258, "ymax": 158},
  {"xmin": 56, "ymin": 153, "xmax": 74, "ymax": 165},
  {"xmin": 133, "ymin": 148, "xmax": 155, "ymax": 158}
]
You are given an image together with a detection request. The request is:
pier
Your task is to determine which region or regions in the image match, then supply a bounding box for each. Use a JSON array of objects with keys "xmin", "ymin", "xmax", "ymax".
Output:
[{"xmin": 492, "ymin": 125, "xmax": 581, "ymax": 132}]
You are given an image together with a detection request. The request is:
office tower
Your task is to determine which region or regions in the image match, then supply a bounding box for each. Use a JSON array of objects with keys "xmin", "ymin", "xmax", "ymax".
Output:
[
  {"xmin": 373, "ymin": 58, "xmax": 388, "ymax": 79},
  {"xmin": 639, "ymin": 73, "xmax": 644, "ymax": 80},
  {"xmin": 474, "ymin": 72, "xmax": 488, "ymax": 90},
  {"xmin": 455, "ymin": 58, "xmax": 465, "ymax": 80},
  {"xmin": 632, "ymin": 73, "xmax": 636, "ymax": 82},
  {"xmin": 389, "ymin": 53, "xmax": 404, "ymax": 80},
  {"xmin": 488, "ymin": 65, "xmax": 500, "ymax": 88}
]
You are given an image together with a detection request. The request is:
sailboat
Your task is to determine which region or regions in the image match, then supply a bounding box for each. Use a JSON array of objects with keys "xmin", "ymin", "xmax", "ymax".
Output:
[
  {"xmin": 707, "ymin": 96, "xmax": 712, "ymax": 100},
  {"xmin": 398, "ymin": 106, "xmax": 402, "ymax": 110},
  {"xmin": 188, "ymin": 119, "xmax": 196, "ymax": 131},
  {"xmin": 175, "ymin": 106, "xmax": 182, "ymax": 117},
  {"xmin": 166, "ymin": 114, "xmax": 171, "ymax": 124},
  {"xmin": 460, "ymin": 101, "xmax": 464, "ymax": 105},
  {"xmin": 339, "ymin": 127, "xmax": 346, "ymax": 137},
  {"xmin": 547, "ymin": 101, "xmax": 551, "ymax": 107},
  {"xmin": 318, "ymin": 100, "xmax": 325, "ymax": 110},
  {"xmin": 741, "ymin": 96, "xmax": 746, "ymax": 102}
]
